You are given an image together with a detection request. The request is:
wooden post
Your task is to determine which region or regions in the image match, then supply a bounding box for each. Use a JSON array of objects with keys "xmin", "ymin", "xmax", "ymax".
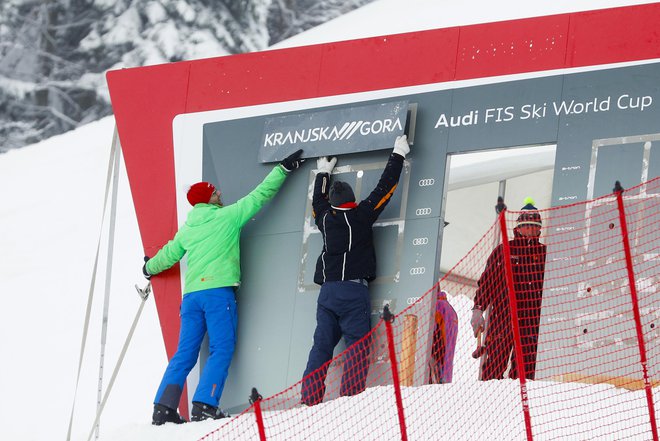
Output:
[{"xmin": 399, "ymin": 314, "xmax": 418, "ymax": 386}]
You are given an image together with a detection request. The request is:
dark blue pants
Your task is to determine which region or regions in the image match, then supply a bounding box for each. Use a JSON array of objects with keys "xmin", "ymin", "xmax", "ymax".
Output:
[
  {"xmin": 154, "ymin": 287, "xmax": 237, "ymax": 409},
  {"xmin": 301, "ymin": 281, "xmax": 371, "ymax": 405}
]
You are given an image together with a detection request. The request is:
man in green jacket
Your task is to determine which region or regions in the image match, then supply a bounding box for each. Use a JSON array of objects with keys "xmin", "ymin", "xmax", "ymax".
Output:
[{"xmin": 144, "ymin": 150, "xmax": 304, "ymax": 425}]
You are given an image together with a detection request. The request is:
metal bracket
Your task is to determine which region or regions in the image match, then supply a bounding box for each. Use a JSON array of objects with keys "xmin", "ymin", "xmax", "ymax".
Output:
[{"xmin": 134, "ymin": 281, "xmax": 151, "ymax": 300}]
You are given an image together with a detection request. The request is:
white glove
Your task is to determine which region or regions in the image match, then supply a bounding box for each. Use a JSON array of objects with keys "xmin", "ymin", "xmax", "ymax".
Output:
[
  {"xmin": 316, "ymin": 156, "xmax": 337, "ymax": 174},
  {"xmin": 470, "ymin": 309, "xmax": 485, "ymax": 337},
  {"xmin": 393, "ymin": 134, "xmax": 410, "ymax": 158}
]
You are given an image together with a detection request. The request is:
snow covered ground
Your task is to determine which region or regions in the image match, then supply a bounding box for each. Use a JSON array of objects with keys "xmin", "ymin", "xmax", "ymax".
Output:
[{"xmin": 1, "ymin": 1, "xmax": 657, "ymax": 440}]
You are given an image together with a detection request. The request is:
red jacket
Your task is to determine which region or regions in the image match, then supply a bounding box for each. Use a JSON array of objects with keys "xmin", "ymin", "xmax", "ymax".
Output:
[{"xmin": 474, "ymin": 230, "xmax": 547, "ymax": 341}]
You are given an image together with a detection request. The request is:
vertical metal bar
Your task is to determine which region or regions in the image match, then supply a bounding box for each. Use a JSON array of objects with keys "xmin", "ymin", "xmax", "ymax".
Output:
[
  {"xmin": 66, "ymin": 126, "xmax": 118, "ymax": 441},
  {"xmin": 499, "ymin": 211, "xmax": 534, "ymax": 441},
  {"xmin": 95, "ymin": 138, "xmax": 121, "ymax": 439},
  {"xmin": 498, "ymin": 180, "xmax": 507, "ymax": 204},
  {"xmin": 615, "ymin": 190, "xmax": 659, "ymax": 441}
]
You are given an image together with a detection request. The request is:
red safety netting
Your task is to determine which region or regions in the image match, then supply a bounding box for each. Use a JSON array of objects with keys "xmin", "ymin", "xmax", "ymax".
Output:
[{"xmin": 199, "ymin": 177, "xmax": 660, "ymax": 441}]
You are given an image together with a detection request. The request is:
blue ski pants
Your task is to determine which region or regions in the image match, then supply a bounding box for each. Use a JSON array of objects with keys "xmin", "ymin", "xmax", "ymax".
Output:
[
  {"xmin": 154, "ymin": 287, "xmax": 237, "ymax": 409},
  {"xmin": 301, "ymin": 280, "xmax": 372, "ymax": 405}
]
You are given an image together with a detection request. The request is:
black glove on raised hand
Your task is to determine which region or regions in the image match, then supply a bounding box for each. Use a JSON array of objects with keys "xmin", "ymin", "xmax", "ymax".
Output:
[
  {"xmin": 280, "ymin": 149, "xmax": 305, "ymax": 172},
  {"xmin": 142, "ymin": 256, "xmax": 152, "ymax": 280}
]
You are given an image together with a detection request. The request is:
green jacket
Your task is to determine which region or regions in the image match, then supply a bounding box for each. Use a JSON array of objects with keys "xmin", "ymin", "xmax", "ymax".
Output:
[{"xmin": 146, "ymin": 165, "xmax": 288, "ymax": 295}]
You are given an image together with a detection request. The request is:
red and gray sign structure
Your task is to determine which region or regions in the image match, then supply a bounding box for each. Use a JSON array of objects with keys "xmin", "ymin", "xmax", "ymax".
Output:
[{"xmin": 107, "ymin": 4, "xmax": 660, "ymax": 414}]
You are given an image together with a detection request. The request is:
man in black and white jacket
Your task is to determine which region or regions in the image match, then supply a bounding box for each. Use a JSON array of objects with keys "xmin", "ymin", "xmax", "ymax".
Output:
[{"xmin": 300, "ymin": 135, "xmax": 410, "ymax": 405}]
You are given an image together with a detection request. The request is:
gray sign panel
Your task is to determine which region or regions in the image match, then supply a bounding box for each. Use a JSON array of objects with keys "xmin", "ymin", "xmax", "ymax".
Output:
[{"xmin": 257, "ymin": 100, "xmax": 408, "ymax": 162}]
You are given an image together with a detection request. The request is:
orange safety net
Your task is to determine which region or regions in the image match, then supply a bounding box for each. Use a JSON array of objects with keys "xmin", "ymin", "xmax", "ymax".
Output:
[{"xmin": 199, "ymin": 177, "xmax": 660, "ymax": 441}]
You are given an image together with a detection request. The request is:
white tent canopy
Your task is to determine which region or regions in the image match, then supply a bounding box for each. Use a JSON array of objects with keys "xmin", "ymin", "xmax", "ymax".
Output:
[{"xmin": 447, "ymin": 145, "xmax": 556, "ymax": 191}]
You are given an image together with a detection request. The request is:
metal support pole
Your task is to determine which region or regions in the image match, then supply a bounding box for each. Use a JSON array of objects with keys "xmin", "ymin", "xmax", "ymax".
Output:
[
  {"xmin": 94, "ymin": 133, "xmax": 121, "ymax": 439},
  {"xmin": 66, "ymin": 126, "xmax": 119, "ymax": 441}
]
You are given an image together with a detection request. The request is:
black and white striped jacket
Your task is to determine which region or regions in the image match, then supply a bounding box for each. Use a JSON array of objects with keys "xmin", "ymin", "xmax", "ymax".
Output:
[{"xmin": 312, "ymin": 152, "xmax": 404, "ymax": 285}]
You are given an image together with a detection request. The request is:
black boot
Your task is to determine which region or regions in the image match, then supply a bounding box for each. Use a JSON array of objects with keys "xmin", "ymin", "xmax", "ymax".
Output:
[
  {"xmin": 152, "ymin": 403, "xmax": 187, "ymax": 425},
  {"xmin": 191, "ymin": 401, "xmax": 229, "ymax": 421}
]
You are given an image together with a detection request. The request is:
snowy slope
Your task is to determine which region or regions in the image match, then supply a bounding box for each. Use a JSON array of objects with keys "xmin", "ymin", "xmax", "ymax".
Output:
[{"xmin": 0, "ymin": 1, "xmax": 657, "ymax": 440}]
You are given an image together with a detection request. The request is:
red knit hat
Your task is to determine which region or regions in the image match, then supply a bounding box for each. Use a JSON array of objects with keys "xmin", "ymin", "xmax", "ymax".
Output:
[{"xmin": 187, "ymin": 182, "xmax": 216, "ymax": 206}]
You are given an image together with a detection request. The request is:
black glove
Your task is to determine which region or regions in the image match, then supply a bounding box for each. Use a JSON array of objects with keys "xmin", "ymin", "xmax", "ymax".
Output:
[
  {"xmin": 280, "ymin": 149, "xmax": 305, "ymax": 172},
  {"xmin": 142, "ymin": 256, "xmax": 152, "ymax": 280},
  {"xmin": 495, "ymin": 196, "xmax": 507, "ymax": 214}
]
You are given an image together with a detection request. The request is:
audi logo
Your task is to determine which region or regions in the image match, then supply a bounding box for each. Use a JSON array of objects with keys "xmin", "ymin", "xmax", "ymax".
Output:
[
  {"xmin": 418, "ymin": 178, "xmax": 435, "ymax": 187},
  {"xmin": 415, "ymin": 207, "xmax": 432, "ymax": 216},
  {"xmin": 409, "ymin": 267, "xmax": 426, "ymax": 275},
  {"xmin": 407, "ymin": 297, "xmax": 421, "ymax": 305},
  {"xmin": 412, "ymin": 237, "xmax": 429, "ymax": 246}
]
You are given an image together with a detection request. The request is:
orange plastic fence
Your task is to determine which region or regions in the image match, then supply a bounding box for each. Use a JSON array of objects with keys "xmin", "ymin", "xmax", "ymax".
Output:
[{"xmin": 199, "ymin": 177, "xmax": 660, "ymax": 441}]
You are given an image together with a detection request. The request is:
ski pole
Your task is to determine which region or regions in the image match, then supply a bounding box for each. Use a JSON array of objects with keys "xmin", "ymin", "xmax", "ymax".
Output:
[{"xmin": 85, "ymin": 282, "xmax": 150, "ymax": 441}]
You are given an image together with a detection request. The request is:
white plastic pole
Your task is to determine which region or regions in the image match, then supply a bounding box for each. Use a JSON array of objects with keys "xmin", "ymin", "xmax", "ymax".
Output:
[
  {"xmin": 94, "ymin": 132, "xmax": 121, "ymax": 439},
  {"xmin": 66, "ymin": 125, "xmax": 118, "ymax": 441}
]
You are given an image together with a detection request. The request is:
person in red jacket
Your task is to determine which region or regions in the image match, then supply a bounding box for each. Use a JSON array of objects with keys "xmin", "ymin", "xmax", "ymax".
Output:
[{"xmin": 470, "ymin": 198, "xmax": 547, "ymax": 380}]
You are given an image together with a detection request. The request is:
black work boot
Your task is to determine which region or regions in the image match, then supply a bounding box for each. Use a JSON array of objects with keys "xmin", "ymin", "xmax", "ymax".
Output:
[
  {"xmin": 152, "ymin": 403, "xmax": 187, "ymax": 425},
  {"xmin": 191, "ymin": 401, "xmax": 229, "ymax": 421}
]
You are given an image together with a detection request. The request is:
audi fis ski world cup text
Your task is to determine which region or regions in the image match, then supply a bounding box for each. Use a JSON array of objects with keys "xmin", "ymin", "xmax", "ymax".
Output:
[
  {"xmin": 263, "ymin": 117, "xmax": 404, "ymax": 147},
  {"xmin": 434, "ymin": 93, "xmax": 653, "ymax": 128}
]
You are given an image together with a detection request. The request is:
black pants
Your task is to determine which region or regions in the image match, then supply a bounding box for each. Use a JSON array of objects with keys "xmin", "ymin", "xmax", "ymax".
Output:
[{"xmin": 301, "ymin": 281, "xmax": 371, "ymax": 405}]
